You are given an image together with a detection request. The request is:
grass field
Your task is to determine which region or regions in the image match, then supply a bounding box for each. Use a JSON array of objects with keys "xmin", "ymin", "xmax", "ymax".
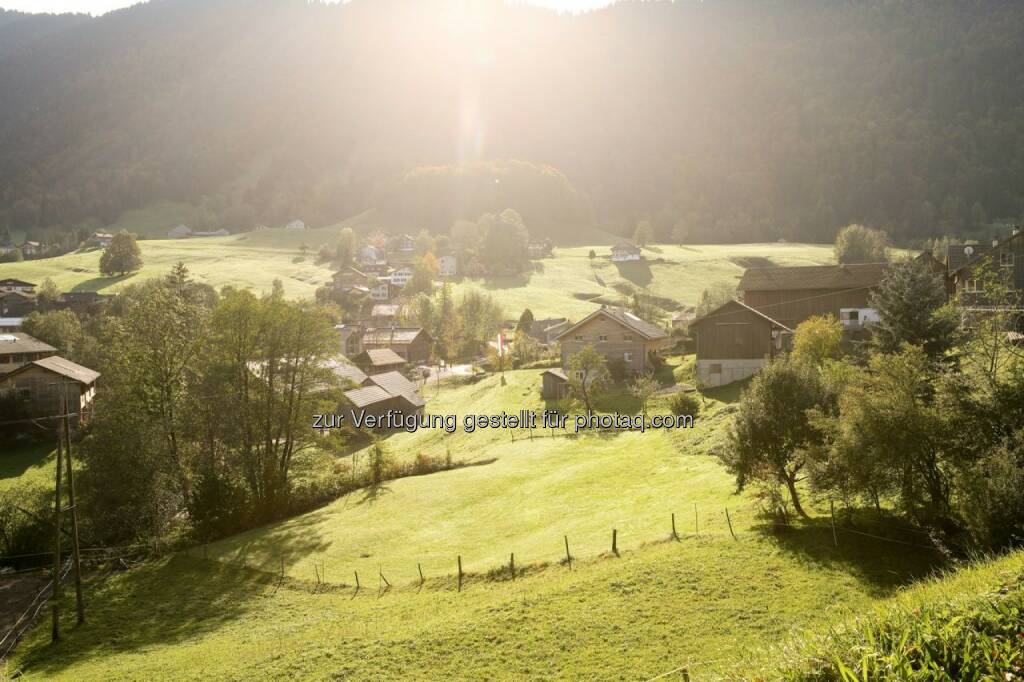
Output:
[
  {"xmin": 9, "ymin": 368, "xmax": 953, "ymax": 680},
  {"xmin": 1, "ymin": 238, "xmax": 835, "ymax": 318},
  {"xmin": 0, "ymin": 442, "xmax": 56, "ymax": 493}
]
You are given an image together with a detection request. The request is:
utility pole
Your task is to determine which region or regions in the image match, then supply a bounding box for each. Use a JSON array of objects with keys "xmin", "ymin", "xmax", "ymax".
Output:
[
  {"xmin": 61, "ymin": 382, "xmax": 85, "ymax": 624},
  {"xmin": 51, "ymin": 404, "xmax": 64, "ymax": 642}
]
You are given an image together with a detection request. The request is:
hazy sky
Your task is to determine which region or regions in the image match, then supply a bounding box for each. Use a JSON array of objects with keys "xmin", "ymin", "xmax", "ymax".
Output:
[{"xmin": 2, "ymin": 0, "xmax": 619, "ymax": 16}]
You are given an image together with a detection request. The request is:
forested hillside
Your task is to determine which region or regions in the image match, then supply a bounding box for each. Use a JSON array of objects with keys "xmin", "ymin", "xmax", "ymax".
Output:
[{"xmin": 2, "ymin": 0, "xmax": 1023, "ymax": 243}]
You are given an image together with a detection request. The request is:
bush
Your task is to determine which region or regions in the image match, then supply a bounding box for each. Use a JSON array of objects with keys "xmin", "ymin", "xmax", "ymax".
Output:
[{"xmin": 668, "ymin": 390, "xmax": 701, "ymax": 417}]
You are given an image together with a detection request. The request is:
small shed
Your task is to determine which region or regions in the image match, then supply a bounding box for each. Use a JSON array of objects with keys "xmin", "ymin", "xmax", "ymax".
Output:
[
  {"xmin": 541, "ymin": 368, "xmax": 570, "ymax": 399},
  {"xmin": 353, "ymin": 348, "xmax": 407, "ymax": 375}
]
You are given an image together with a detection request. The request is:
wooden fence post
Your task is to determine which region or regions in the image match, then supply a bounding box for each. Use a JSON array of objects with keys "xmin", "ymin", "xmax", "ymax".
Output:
[
  {"xmin": 354, "ymin": 570, "xmax": 360, "ymax": 590},
  {"xmin": 725, "ymin": 508, "xmax": 737, "ymax": 540},
  {"xmin": 509, "ymin": 553, "xmax": 515, "ymax": 580},
  {"xmin": 457, "ymin": 555, "xmax": 463, "ymax": 592},
  {"xmin": 671, "ymin": 513, "xmax": 678, "ymax": 540},
  {"xmin": 611, "ymin": 528, "xmax": 618, "ymax": 555},
  {"xmin": 564, "ymin": 535, "xmax": 572, "ymax": 569},
  {"xmin": 694, "ymin": 502, "xmax": 699, "ymax": 537},
  {"xmin": 830, "ymin": 500, "xmax": 839, "ymax": 547},
  {"xmin": 418, "ymin": 563, "xmax": 424, "ymax": 585}
]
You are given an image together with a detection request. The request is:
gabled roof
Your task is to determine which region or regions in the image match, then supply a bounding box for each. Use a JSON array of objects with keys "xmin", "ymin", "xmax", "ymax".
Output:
[
  {"xmin": 611, "ymin": 242, "xmax": 641, "ymax": 252},
  {"xmin": 3, "ymin": 355, "xmax": 100, "ymax": 385},
  {"xmin": 738, "ymin": 263, "xmax": 888, "ymax": 292},
  {"xmin": 554, "ymin": 307, "xmax": 668, "ymax": 342},
  {"xmin": 344, "ymin": 385, "xmax": 393, "ymax": 408},
  {"xmin": 362, "ymin": 327, "xmax": 427, "ymax": 345},
  {"xmin": 323, "ymin": 358, "xmax": 368, "ymax": 386},
  {"xmin": 371, "ymin": 304, "xmax": 400, "ymax": 317},
  {"xmin": 0, "ymin": 279, "xmax": 36, "ymax": 287},
  {"xmin": 369, "ymin": 371, "xmax": 425, "ymax": 407},
  {"xmin": 358, "ymin": 348, "xmax": 406, "ymax": 367},
  {"xmin": 541, "ymin": 368, "xmax": 568, "ymax": 382},
  {"xmin": 690, "ymin": 299, "xmax": 793, "ymax": 332}
]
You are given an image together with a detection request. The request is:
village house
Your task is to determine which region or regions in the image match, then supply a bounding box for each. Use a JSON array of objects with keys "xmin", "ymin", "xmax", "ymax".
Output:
[
  {"xmin": 555, "ymin": 307, "xmax": 670, "ymax": 377},
  {"xmin": 738, "ymin": 262, "xmax": 889, "ymax": 331},
  {"xmin": 192, "ymin": 228, "xmax": 230, "ymax": 238},
  {"xmin": 524, "ymin": 318, "xmax": 571, "ymax": 346},
  {"xmin": 610, "ymin": 243, "xmax": 642, "ymax": 262},
  {"xmin": 0, "ymin": 333, "xmax": 58, "ymax": 375},
  {"xmin": 387, "ymin": 234, "xmax": 416, "ymax": 255},
  {"xmin": 438, "ymin": 254, "xmax": 457, "ymax": 277},
  {"xmin": 370, "ymin": 280, "xmax": 397, "ymax": 302},
  {"xmin": 0, "ymin": 279, "xmax": 36, "ymax": 295},
  {"xmin": 19, "ymin": 241, "xmax": 41, "ymax": 257},
  {"xmin": 689, "ymin": 300, "xmax": 792, "ymax": 387},
  {"xmin": 390, "ymin": 266, "xmax": 414, "ymax": 287},
  {"xmin": 323, "ymin": 357, "xmax": 368, "ymax": 386},
  {"xmin": 0, "ymin": 291, "xmax": 37, "ymax": 318},
  {"xmin": 357, "ymin": 245, "xmax": 385, "ymax": 266},
  {"xmin": 284, "ymin": 219, "xmax": 306, "ymax": 230},
  {"xmin": 360, "ymin": 327, "xmax": 431, "ymax": 364},
  {"xmin": 353, "ymin": 348, "xmax": 407, "ymax": 375},
  {"xmin": 167, "ymin": 224, "xmax": 192, "ymax": 239},
  {"xmin": 91, "ymin": 232, "xmax": 114, "ymax": 247},
  {"xmin": 334, "ymin": 324, "xmax": 364, "ymax": 357},
  {"xmin": 945, "ymin": 230, "xmax": 1024, "ymax": 303},
  {"xmin": 0, "ymin": 355, "xmax": 100, "ymax": 425},
  {"xmin": 671, "ymin": 308, "xmax": 696, "ymax": 330}
]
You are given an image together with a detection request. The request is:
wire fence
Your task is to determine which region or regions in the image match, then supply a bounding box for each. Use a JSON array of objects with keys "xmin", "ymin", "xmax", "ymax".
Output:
[{"xmin": 174, "ymin": 502, "xmax": 944, "ymax": 595}]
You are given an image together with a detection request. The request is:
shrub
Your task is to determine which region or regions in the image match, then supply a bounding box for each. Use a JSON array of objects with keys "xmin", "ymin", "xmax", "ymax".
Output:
[{"xmin": 668, "ymin": 390, "xmax": 701, "ymax": 417}]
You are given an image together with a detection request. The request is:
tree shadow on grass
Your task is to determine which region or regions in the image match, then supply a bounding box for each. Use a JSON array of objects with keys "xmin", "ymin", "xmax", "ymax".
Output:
[
  {"xmin": 70, "ymin": 275, "xmax": 133, "ymax": 292},
  {"xmin": 613, "ymin": 260, "xmax": 653, "ymax": 288},
  {"xmin": 481, "ymin": 272, "xmax": 531, "ymax": 290},
  {"xmin": 757, "ymin": 519, "xmax": 947, "ymax": 597},
  {"xmin": 17, "ymin": 554, "xmax": 279, "ymax": 678}
]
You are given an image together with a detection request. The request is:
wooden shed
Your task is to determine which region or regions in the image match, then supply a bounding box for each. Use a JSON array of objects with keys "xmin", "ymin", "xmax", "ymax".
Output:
[
  {"xmin": 690, "ymin": 300, "xmax": 791, "ymax": 387},
  {"xmin": 540, "ymin": 368, "xmax": 570, "ymax": 400}
]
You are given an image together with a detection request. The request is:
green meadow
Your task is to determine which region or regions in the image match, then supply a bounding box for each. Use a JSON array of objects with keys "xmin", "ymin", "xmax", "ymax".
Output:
[
  {"xmin": 1, "ymin": 235, "xmax": 836, "ymax": 319},
  {"xmin": 9, "ymin": 368, "xmax": 960, "ymax": 681}
]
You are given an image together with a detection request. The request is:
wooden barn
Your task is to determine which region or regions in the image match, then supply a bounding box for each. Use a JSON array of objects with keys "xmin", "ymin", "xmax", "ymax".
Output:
[{"xmin": 690, "ymin": 300, "xmax": 791, "ymax": 387}]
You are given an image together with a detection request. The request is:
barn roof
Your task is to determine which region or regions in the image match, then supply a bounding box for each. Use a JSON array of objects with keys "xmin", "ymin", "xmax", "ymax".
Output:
[
  {"xmin": 368, "ymin": 371, "xmax": 425, "ymax": 407},
  {"xmin": 3, "ymin": 355, "xmax": 100, "ymax": 385},
  {"xmin": 0, "ymin": 333, "xmax": 56, "ymax": 354},
  {"xmin": 362, "ymin": 327, "xmax": 426, "ymax": 345},
  {"xmin": 690, "ymin": 299, "xmax": 793, "ymax": 332},
  {"xmin": 344, "ymin": 385, "xmax": 392, "ymax": 408},
  {"xmin": 359, "ymin": 348, "xmax": 406, "ymax": 366},
  {"xmin": 555, "ymin": 307, "xmax": 668, "ymax": 342},
  {"xmin": 738, "ymin": 263, "xmax": 888, "ymax": 292}
]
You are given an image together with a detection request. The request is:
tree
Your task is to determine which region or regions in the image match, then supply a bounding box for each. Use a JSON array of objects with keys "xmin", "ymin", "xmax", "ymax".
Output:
[
  {"xmin": 479, "ymin": 209, "xmax": 529, "ymax": 274},
  {"xmin": 414, "ymin": 229, "xmax": 435, "ymax": 256},
  {"xmin": 36, "ymin": 277, "xmax": 61, "ymax": 309},
  {"xmin": 723, "ymin": 356, "xmax": 834, "ymax": 518},
  {"xmin": 517, "ymin": 308, "xmax": 534, "ymax": 335},
  {"xmin": 696, "ymin": 283, "xmax": 735, "ymax": 317},
  {"xmin": 834, "ymin": 224, "xmax": 888, "ymax": 264},
  {"xmin": 99, "ymin": 230, "xmax": 142, "ymax": 276},
  {"xmin": 633, "ymin": 220, "xmax": 652, "ymax": 247},
  {"xmin": 20, "ymin": 310, "xmax": 83, "ymax": 358},
  {"xmin": 567, "ymin": 345, "xmax": 610, "ymax": 413},
  {"xmin": 405, "ymin": 257, "xmax": 436, "ymax": 296},
  {"xmin": 869, "ymin": 258, "xmax": 958, "ymax": 361},
  {"xmin": 629, "ymin": 372, "xmax": 660, "ymax": 421},
  {"xmin": 791, "ymin": 315, "xmax": 843, "ymax": 366},
  {"xmin": 588, "ymin": 249, "xmax": 596, "ymax": 261},
  {"xmin": 336, "ymin": 227, "xmax": 354, "ymax": 267}
]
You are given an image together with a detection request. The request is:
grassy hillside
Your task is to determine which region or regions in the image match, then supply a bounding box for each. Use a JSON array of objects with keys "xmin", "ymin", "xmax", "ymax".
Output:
[
  {"xmin": 451, "ymin": 242, "xmax": 837, "ymax": 319},
  {"xmin": 10, "ymin": 368, "xmax": 947, "ymax": 680},
  {"xmin": 1, "ymin": 239, "xmax": 835, "ymax": 317}
]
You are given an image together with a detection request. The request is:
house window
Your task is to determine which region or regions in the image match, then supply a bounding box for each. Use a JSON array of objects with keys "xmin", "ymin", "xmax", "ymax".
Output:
[
  {"xmin": 964, "ymin": 279, "xmax": 983, "ymax": 293},
  {"xmin": 1000, "ymin": 252, "xmax": 1015, "ymax": 267},
  {"xmin": 623, "ymin": 351, "xmax": 633, "ymax": 362},
  {"xmin": 623, "ymin": 333, "xmax": 633, "ymax": 341},
  {"xmin": 598, "ymin": 335, "xmax": 608, "ymax": 342},
  {"xmin": 574, "ymin": 334, "xmax": 584, "ymax": 341},
  {"xmin": 710, "ymin": 363, "xmax": 722, "ymax": 374},
  {"xmin": 574, "ymin": 370, "xmax": 585, "ymax": 380}
]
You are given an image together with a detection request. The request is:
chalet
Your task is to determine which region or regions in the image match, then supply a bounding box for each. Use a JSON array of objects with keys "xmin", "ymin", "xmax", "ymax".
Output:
[
  {"xmin": 671, "ymin": 308, "xmax": 696, "ymax": 330},
  {"xmin": 738, "ymin": 263, "xmax": 889, "ymax": 331},
  {"xmin": 353, "ymin": 348, "xmax": 407, "ymax": 375},
  {"xmin": 284, "ymin": 220, "xmax": 306, "ymax": 230},
  {"xmin": 0, "ymin": 279, "xmax": 36, "ymax": 295},
  {"xmin": 690, "ymin": 300, "xmax": 792, "ymax": 387},
  {"xmin": 361, "ymin": 327, "xmax": 431, "ymax": 364},
  {"xmin": 946, "ymin": 230, "xmax": 1024, "ymax": 303},
  {"xmin": 390, "ymin": 267, "xmax": 414, "ymax": 287},
  {"xmin": 371, "ymin": 304, "xmax": 401, "ymax": 325},
  {"xmin": 611, "ymin": 243, "xmax": 641, "ymax": 262},
  {"xmin": 370, "ymin": 280, "xmax": 396, "ymax": 302},
  {"xmin": 0, "ymin": 333, "xmax": 58, "ymax": 376},
  {"xmin": 387, "ymin": 234, "xmax": 416, "ymax": 255},
  {"xmin": 91, "ymin": 232, "xmax": 114, "ymax": 247},
  {"xmin": 438, "ymin": 254, "xmax": 457, "ymax": 277},
  {"xmin": 540, "ymin": 368, "xmax": 570, "ymax": 399},
  {"xmin": 19, "ymin": 241, "xmax": 41, "ymax": 257},
  {"xmin": 0, "ymin": 318, "xmax": 23, "ymax": 333},
  {"xmin": 0, "ymin": 356, "xmax": 99, "ymax": 425},
  {"xmin": 554, "ymin": 307, "xmax": 670, "ymax": 377},
  {"xmin": 0, "ymin": 292, "xmax": 37, "ymax": 318},
  {"xmin": 167, "ymin": 225, "xmax": 192, "ymax": 239}
]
